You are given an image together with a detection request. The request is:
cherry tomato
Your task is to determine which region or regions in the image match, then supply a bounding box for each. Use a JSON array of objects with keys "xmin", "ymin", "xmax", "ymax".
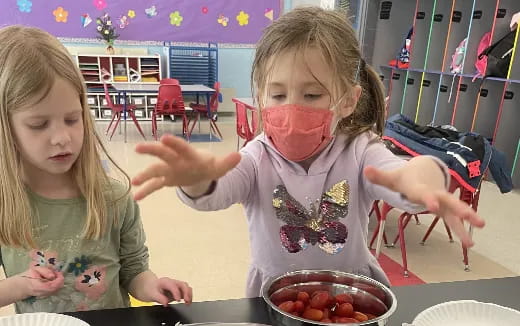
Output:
[
  {"xmin": 335, "ymin": 303, "xmax": 354, "ymax": 317},
  {"xmin": 297, "ymin": 291, "xmax": 310, "ymax": 303},
  {"xmin": 294, "ymin": 300, "xmax": 305, "ymax": 313},
  {"xmin": 335, "ymin": 293, "xmax": 354, "ymax": 305},
  {"xmin": 302, "ymin": 308, "xmax": 324, "ymax": 321},
  {"xmin": 322, "ymin": 308, "xmax": 332, "ymax": 319},
  {"xmin": 278, "ymin": 301, "xmax": 295, "ymax": 313},
  {"xmin": 327, "ymin": 296, "xmax": 337, "ymax": 309},
  {"xmin": 353, "ymin": 311, "xmax": 368, "ymax": 322},
  {"xmin": 310, "ymin": 291, "xmax": 329, "ymax": 310}
]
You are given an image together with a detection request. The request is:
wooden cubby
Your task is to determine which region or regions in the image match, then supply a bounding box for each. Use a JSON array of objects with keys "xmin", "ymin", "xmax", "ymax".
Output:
[{"xmin": 73, "ymin": 54, "xmax": 162, "ymax": 121}]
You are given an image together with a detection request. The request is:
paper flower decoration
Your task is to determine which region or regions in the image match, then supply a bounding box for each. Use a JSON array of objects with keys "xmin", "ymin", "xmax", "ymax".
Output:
[
  {"xmin": 170, "ymin": 11, "xmax": 183, "ymax": 26},
  {"xmin": 17, "ymin": 0, "xmax": 32, "ymax": 13},
  {"xmin": 93, "ymin": 0, "xmax": 107, "ymax": 11},
  {"xmin": 128, "ymin": 10, "xmax": 136, "ymax": 18},
  {"xmin": 202, "ymin": 7, "xmax": 209, "ymax": 14},
  {"xmin": 53, "ymin": 7, "xmax": 69, "ymax": 23},
  {"xmin": 236, "ymin": 11, "xmax": 249, "ymax": 26},
  {"xmin": 218, "ymin": 14, "xmax": 229, "ymax": 27}
]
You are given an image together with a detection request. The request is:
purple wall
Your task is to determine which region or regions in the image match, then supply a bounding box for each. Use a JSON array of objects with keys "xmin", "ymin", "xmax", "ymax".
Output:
[{"xmin": 2, "ymin": 0, "xmax": 281, "ymax": 43}]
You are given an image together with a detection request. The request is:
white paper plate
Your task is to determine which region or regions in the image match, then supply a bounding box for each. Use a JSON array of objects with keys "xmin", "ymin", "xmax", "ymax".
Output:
[
  {"xmin": 0, "ymin": 313, "xmax": 89, "ymax": 326},
  {"xmin": 412, "ymin": 300, "xmax": 520, "ymax": 326}
]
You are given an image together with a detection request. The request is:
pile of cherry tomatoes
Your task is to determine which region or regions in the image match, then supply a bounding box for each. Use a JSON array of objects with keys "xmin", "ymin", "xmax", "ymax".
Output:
[{"xmin": 277, "ymin": 290, "xmax": 379, "ymax": 324}]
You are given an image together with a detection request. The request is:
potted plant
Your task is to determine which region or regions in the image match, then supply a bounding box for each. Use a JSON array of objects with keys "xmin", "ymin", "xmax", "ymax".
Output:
[{"xmin": 96, "ymin": 13, "xmax": 119, "ymax": 54}]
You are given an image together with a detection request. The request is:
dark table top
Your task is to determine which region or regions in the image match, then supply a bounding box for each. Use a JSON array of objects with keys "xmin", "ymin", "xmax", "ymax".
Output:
[{"xmin": 68, "ymin": 276, "xmax": 520, "ymax": 326}]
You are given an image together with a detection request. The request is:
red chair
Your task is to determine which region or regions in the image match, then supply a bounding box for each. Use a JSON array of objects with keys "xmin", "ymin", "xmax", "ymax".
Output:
[
  {"xmin": 188, "ymin": 82, "xmax": 223, "ymax": 139},
  {"xmin": 103, "ymin": 83, "xmax": 145, "ymax": 141},
  {"xmin": 152, "ymin": 83, "xmax": 189, "ymax": 140},
  {"xmin": 160, "ymin": 78, "xmax": 179, "ymax": 85},
  {"xmin": 233, "ymin": 100, "xmax": 257, "ymax": 150},
  {"xmin": 369, "ymin": 178, "xmax": 482, "ymax": 277}
]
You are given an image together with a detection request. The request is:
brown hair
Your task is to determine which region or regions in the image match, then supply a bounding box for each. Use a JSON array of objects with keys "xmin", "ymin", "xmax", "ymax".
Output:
[
  {"xmin": 0, "ymin": 25, "xmax": 129, "ymax": 248},
  {"xmin": 251, "ymin": 6, "xmax": 385, "ymax": 138}
]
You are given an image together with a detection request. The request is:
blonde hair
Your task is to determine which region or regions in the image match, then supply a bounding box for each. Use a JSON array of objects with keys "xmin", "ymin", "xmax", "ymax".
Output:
[
  {"xmin": 251, "ymin": 6, "xmax": 386, "ymax": 138},
  {"xmin": 0, "ymin": 25, "xmax": 130, "ymax": 248}
]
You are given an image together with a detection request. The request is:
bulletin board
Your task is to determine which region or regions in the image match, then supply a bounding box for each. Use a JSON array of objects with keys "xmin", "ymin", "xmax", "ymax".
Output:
[{"xmin": 2, "ymin": 0, "xmax": 282, "ymax": 44}]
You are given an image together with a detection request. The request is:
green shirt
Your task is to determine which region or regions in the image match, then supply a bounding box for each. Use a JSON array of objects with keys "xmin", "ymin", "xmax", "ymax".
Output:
[{"xmin": 0, "ymin": 180, "xmax": 149, "ymax": 313}]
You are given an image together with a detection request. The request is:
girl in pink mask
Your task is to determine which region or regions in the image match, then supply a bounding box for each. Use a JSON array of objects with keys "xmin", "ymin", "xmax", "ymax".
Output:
[{"xmin": 132, "ymin": 7, "xmax": 484, "ymax": 297}]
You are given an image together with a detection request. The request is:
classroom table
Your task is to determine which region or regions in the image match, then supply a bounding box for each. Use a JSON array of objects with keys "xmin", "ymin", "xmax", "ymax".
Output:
[
  {"xmin": 68, "ymin": 276, "xmax": 520, "ymax": 326},
  {"xmin": 112, "ymin": 83, "xmax": 215, "ymax": 142}
]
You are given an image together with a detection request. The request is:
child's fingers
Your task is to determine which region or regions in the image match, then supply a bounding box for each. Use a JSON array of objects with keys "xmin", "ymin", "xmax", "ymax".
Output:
[
  {"xmin": 31, "ymin": 266, "xmax": 56, "ymax": 280},
  {"xmin": 363, "ymin": 166, "xmax": 400, "ymax": 191},
  {"xmin": 135, "ymin": 142, "xmax": 178, "ymax": 163},
  {"xmin": 47, "ymin": 272, "xmax": 64, "ymax": 289},
  {"xmin": 439, "ymin": 193, "xmax": 485, "ymax": 228},
  {"xmin": 132, "ymin": 162, "xmax": 170, "ymax": 186},
  {"xmin": 133, "ymin": 178, "xmax": 165, "ymax": 201},
  {"xmin": 153, "ymin": 291, "xmax": 170, "ymax": 307},
  {"xmin": 444, "ymin": 215, "xmax": 474, "ymax": 248},
  {"xmin": 178, "ymin": 282, "xmax": 192, "ymax": 304},
  {"xmin": 161, "ymin": 134, "xmax": 200, "ymax": 160},
  {"xmin": 421, "ymin": 193, "xmax": 440, "ymax": 212},
  {"xmin": 165, "ymin": 285, "xmax": 182, "ymax": 302},
  {"xmin": 213, "ymin": 153, "xmax": 242, "ymax": 178}
]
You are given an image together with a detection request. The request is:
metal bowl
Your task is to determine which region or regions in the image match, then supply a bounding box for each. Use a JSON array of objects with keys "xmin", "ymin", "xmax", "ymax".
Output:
[{"xmin": 261, "ymin": 270, "xmax": 397, "ymax": 326}]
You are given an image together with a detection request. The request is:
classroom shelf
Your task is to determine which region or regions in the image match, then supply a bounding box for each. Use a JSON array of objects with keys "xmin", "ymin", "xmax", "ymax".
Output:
[{"xmin": 74, "ymin": 54, "xmax": 163, "ymax": 121}]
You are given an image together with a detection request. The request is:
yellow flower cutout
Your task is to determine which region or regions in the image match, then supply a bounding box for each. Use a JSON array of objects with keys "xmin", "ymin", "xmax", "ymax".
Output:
[
  {"xmin": 53, "ymin": 6, "xmax": 68, "ymax": 23},
  {"xmin": 128, "ymin": 10, "xmax": 136, "ymax": 19},
  {"xmin": 170, "ymin": 11, "xmax": 183, "ymax": 26},
  {"xmin": 236, "ymin": 11, "xmax": 249, "ymax": 26}
]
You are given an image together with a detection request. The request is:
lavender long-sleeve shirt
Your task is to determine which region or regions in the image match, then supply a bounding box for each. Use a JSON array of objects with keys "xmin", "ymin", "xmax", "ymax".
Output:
[{"xmin": 178, "ymin": 132, "xmax": 446, "ymax": 297}]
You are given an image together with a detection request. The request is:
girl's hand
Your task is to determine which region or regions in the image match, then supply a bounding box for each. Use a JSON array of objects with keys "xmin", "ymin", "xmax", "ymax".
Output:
[
  {"xmin": 132, "ymin": 134, "xmax": 241, "ymax": 201},
  {"xmin": 364, "ymin": 165, "xmax": 485, "ymax": 248},
  {"xmin": 17, "ymin": 266, "xmax": 64, "ymax": 299},
  {"xmin": 143, "ymin": 277, "xmax": 192, "ymax": 306}
]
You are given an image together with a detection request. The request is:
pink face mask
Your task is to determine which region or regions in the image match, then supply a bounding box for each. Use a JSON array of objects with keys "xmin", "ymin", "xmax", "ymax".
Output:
[{"xmin": 262, "ymin": 104, "xmax": 334, "ymax": 162}]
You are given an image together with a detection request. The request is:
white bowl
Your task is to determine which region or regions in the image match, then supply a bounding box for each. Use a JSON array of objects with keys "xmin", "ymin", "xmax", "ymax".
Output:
[
  {"xmin": 412, "ymin": 300, "xmax": 520, "ymax": 326},
  {"xmin": 0, "ymin": 313, "xmax": 89, "ymax": 326}
]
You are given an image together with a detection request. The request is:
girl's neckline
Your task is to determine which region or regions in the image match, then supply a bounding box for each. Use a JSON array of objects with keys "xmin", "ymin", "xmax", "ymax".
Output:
[{"xmin": 25, "ymin": 185, "xmax": 84, "ymax": 205}]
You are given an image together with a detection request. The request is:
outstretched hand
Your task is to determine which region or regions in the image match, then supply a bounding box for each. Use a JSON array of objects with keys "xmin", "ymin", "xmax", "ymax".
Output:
[
  {"xmin": 132, "ymin": 134, "xmax": 241, "ymax": 200},
  {"xmin": 364, "ymin": 165, "xmax": 485, "ymax": 248}
]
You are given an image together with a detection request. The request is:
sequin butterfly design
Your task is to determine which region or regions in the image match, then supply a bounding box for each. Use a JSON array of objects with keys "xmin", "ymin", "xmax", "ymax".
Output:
[{"xmin": 273, "ymin": 181, "xmax": 349, "ymax": 255}]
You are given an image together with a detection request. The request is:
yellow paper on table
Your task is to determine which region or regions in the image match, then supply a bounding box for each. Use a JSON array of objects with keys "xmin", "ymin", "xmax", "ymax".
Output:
[{"xmin": 129, "ymin": 295, "xmax": 154, "ymax": 307}]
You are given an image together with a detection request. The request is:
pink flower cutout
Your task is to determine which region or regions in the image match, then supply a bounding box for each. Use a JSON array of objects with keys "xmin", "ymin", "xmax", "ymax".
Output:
[
  {"xmin": 202, "ymin": 7, "xmax": 209, "ymax": 14},
  {"xmin": 93, "ymin": 0, "xmax": 107, "ymax": 11},
  {"xmin": 75, "ymin": 265, "xmax": 107, "ymax": 300}
]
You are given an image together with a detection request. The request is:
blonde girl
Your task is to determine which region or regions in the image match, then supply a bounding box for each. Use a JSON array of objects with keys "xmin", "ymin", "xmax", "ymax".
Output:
[{"xmin": 0, "ymin": 25, "xmax": 191, "ymax": 313}]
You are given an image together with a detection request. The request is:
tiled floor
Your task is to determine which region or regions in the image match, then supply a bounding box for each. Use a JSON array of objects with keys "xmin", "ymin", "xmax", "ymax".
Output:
[{"xmin": 1, "ymin": 117, "xmax": 518, "ymax": 316}]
